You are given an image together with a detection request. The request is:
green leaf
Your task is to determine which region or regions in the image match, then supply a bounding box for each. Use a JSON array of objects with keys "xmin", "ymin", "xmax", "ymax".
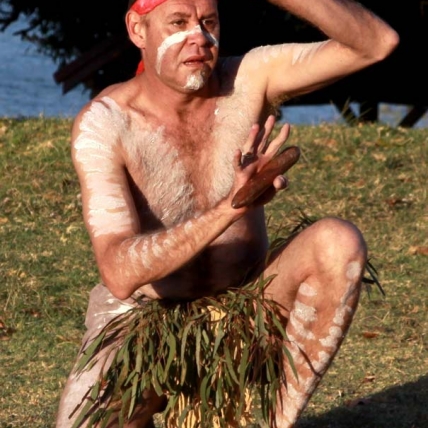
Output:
[
  {"xmin": 195, "ymin": 324, "xmax": 202, "ymax": 376},
  {"xmin": 224, "ymin": 347, "xmax": 239, "ymax": 385},
  {"xmin": 75, "ymin": 331, "xmax": 107, "ymax": 372}
]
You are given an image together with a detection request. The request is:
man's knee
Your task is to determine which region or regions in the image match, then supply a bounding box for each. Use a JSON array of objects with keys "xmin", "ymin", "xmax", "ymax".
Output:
[{"xmin": 311, "ymin": 217, "xmax": 367, "ymax": 265}]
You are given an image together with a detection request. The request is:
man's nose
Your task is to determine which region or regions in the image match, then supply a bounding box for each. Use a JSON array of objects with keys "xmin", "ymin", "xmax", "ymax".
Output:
[{"xmin": 187, "ymin": 25, "xmax": 215, "ymax": 46}]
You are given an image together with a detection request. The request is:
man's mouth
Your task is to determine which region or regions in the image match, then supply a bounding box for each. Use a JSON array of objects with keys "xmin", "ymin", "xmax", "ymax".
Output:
[{"xmin": 183, "ymin": 56, "xmax": 206, "ymax": 66}]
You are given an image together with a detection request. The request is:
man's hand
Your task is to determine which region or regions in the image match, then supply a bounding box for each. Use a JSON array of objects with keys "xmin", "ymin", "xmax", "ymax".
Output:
[
  {"xmin": 228, "ymin": 115, "xmax": 293, "ymax": 210},
  {"xmin": 232, "ymin": 145, "xmax": 300, "ymax": 209}
]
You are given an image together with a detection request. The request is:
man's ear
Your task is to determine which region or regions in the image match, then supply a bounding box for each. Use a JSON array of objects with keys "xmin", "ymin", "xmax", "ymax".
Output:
[{"xmin": 126, "ymin": 10, "xmax": 146, "ymax": 49}]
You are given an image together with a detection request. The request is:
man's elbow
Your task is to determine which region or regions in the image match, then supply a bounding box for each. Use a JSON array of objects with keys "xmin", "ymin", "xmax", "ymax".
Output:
[
  {"xmin": 373, "ymin": 28, "xmax": 400, "ymax": 62},
  {"xmin": 100, "ymin": 265, "xmax": 134, "ymax": 300}
]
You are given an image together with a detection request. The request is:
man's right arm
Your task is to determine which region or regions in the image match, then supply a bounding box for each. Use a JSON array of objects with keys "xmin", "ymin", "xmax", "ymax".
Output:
[
  {"xmin": 71, "ymin": 101, "xmax": 287, "ymax": 300},
  {"xmin": 71, "ymin": 101, "xmax": 251, "ymax": 300}
]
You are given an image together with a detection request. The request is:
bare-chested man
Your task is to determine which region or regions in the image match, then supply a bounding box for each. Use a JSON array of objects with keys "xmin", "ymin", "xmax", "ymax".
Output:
[{"xmin": 55, "ymin": 0, "xmax": 399, "ymax": 427}]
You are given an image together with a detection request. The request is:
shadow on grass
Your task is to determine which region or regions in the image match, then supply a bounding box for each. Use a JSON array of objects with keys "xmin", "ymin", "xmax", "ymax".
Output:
[{"xmin": 298, "ymin": 375, "xmax": 428, "ymax": 428}]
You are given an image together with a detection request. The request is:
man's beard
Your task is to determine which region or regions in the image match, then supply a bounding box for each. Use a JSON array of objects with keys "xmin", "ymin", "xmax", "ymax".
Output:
[{"xmin": 184, "ymin": 70, "xmax": 208, "ymax": 91}]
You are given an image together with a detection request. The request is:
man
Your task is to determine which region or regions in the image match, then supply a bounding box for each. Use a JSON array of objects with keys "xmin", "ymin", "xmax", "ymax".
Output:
[{"xmin": 56, "ymin": 0, "xmax": 398, "ymax": 426}]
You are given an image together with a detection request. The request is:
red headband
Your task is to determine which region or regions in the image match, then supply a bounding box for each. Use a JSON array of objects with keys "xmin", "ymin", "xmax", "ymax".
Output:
[
  {"xmin": 131, "ymin": 0, "xmax": 168, "ymax": 74},
  {"xmin": 130, "ymin": 0, "xmax": 168, "ymax": 15}
]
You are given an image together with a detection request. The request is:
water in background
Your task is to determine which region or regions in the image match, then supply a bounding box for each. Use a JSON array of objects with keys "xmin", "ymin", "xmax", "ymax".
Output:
[{"xmin": 0, "ymin": 19, "xmax": 427, "ymax": 128}]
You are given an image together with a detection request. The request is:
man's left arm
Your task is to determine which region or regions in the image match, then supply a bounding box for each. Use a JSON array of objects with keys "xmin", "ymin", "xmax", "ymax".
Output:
[{"xmin": 248, "ymin": 0, "xmax": 399, "ymax": 103}]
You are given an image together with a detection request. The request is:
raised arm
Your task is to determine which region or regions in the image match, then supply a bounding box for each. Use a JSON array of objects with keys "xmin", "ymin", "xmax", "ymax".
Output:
[{"xmin": 244, "ymin": 0, "xmax": 399, "ymax": 104}]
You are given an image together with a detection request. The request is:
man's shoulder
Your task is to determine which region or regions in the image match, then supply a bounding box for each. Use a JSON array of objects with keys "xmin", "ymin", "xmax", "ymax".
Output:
[{"xmin": 71, "ymin": 93, "xmax": 127, "ymax": 148}]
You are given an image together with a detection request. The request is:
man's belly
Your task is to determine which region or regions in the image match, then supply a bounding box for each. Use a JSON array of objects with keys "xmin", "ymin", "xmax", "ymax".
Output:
[{"xmin": 148, "ymin": 214, "xmax": 269, "ymax": 300}]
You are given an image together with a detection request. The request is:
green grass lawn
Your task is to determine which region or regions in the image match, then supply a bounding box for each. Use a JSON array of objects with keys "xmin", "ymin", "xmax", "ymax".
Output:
[{"xmin": 0, "ymin": 118, "xmax": 427, "ymax": 428}]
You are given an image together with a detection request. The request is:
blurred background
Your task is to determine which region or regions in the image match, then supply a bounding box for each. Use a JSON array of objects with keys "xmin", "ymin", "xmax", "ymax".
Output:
[{"xmin": 0, "ymin": 0, "xmax": 427, "ymax": 127}]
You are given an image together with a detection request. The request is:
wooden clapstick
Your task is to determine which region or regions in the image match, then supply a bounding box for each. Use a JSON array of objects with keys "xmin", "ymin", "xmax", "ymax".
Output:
[{"xmin": 231, "ymin": 145, "xmax": 301, "ymax": 209}]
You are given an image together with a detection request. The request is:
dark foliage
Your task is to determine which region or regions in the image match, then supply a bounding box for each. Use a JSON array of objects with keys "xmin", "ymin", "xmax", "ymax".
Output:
[
  {"xmin": 0, "ymin": 0, "xmax": 427, "ymax": 108},
  {"xmin": 0, "ymin": 0, "xmax": 325, "ymax": 96}
]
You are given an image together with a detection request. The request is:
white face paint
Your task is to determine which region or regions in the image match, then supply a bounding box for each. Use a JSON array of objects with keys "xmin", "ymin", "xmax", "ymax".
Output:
[{"xmin": 156, "ymin": 25, "xmax": 219, "ymax": 89}]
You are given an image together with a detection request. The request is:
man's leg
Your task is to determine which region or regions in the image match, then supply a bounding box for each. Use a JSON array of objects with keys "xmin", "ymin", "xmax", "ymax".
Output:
[
  {"xmin": 57, "ymin": 357, "xmax": 164, "ymax": 428},
  {"xmin": 263, "ymin": 217, "xmax": 367, "ymax": 428},
  {"xmin": 56, "ymin": 284, "xmax": 165, "ymax": 428}
]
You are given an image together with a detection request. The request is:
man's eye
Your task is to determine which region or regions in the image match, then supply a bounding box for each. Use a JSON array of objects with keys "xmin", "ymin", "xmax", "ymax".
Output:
[
  {"xmin": 172, "ymin": 20, "xmax": 186, "ymax": 27},
  {"xmin": 202, "ymin": 19, "xmax": 216, "ymax": 29}
]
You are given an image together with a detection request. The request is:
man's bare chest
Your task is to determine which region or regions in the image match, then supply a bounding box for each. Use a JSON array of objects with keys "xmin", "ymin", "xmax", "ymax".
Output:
[{"xmin": 121, "ymin": 122, "xmax": 238, "ymax": 225}]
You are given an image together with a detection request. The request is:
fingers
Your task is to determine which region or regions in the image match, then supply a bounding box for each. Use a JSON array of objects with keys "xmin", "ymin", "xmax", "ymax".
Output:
[
  {"xmin": 241, "ymin": 114, "xmax": 277, "ymax": 158},
  {"xmin": 241, "ymin": 123, "xmax": 260, "ymax": 158},
  {"xmin": 265, "ymin": 122, "xmax": 291, "ymax": 157},
  {"xmin": 273, "ymin": 175, "xmax": 288, "ymax": 190},
  {"xmin": 256, "ymin": 114, "xmax": 276, "ymax": 154}
]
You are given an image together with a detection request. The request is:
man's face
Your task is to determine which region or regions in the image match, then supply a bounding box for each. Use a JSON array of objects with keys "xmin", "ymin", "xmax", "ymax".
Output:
[{"xmin": 143, "ymin": 0, "xmax": 220, "ymax": 92}]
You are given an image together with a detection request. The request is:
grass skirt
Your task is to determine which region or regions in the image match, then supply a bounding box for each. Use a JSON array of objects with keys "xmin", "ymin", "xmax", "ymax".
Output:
[{"xmin": 70, "ymin": 215, "xmax": 381, "ymax": 428}]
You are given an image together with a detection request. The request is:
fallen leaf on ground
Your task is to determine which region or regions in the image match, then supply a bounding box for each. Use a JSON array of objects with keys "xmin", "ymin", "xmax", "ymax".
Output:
[{"xmin": 408, "ymin": 246, "xmax": 428, "ymax": 256}]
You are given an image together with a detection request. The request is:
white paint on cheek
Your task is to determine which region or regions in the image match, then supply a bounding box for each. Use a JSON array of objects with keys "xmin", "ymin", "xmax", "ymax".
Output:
[
  {"xmin": 294, "ymin": 301, "xmax": 318, "ymax": 323},
  {"xmin": 290, "ymin": 312, "xmax": 316, "ymax": 340},
  {"xmin": 156, "ymin": 26, "xmax": 208, "ymax": 73},
  {"xmin": 346, "ymin": 261, "xmax": 362, "ymax": 281},
  {"xmin": 299, "ymin": 282, "xmax": 317, "ymax": 297}
]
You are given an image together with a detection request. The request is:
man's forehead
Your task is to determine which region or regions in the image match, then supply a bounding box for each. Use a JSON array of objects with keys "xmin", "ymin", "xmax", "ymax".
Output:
[{"xmin": 129, "ymin": 0, "xmax": 217, "ymax": 15}]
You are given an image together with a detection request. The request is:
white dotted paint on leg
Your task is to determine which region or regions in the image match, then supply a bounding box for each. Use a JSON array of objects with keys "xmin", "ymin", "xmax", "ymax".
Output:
[
  {"xmin": 290, "ymin": 312, "xmax": 315, "ymax": 340},
  {"xmin": 312, "ymin": 350, "xmax": 332, "ymax": 373},
  {"xmin": 319, "ymin": 326, "xmax": 344, "ymax": 349},
  {"xmin": 286, "ymin": 333, "xmax": 306, "ymax": 366},
  {"xmin": 275, "ymin": 411, "xmax": 292, "ymax": 428},
  {"xmin": 346, "ymin": 261, "xmax": 362, "ymax": 281},
  {"xmin": 333, "ymin": 304, "xmax": 353, "ymax": 326},
  {"xmin": 299, "ymin": 282, "xmax": 318, "ymax": 297},
  {"xmin": 280, "ymin": 378, "xmax": 313, "ymax": 425},
  {"xmin": 294, "ymin": 300, "xmax": 318, "ymax": 323},
  {"xmin": 339, "ymin": 261, "xmax": 363, "ymax": 307}
]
